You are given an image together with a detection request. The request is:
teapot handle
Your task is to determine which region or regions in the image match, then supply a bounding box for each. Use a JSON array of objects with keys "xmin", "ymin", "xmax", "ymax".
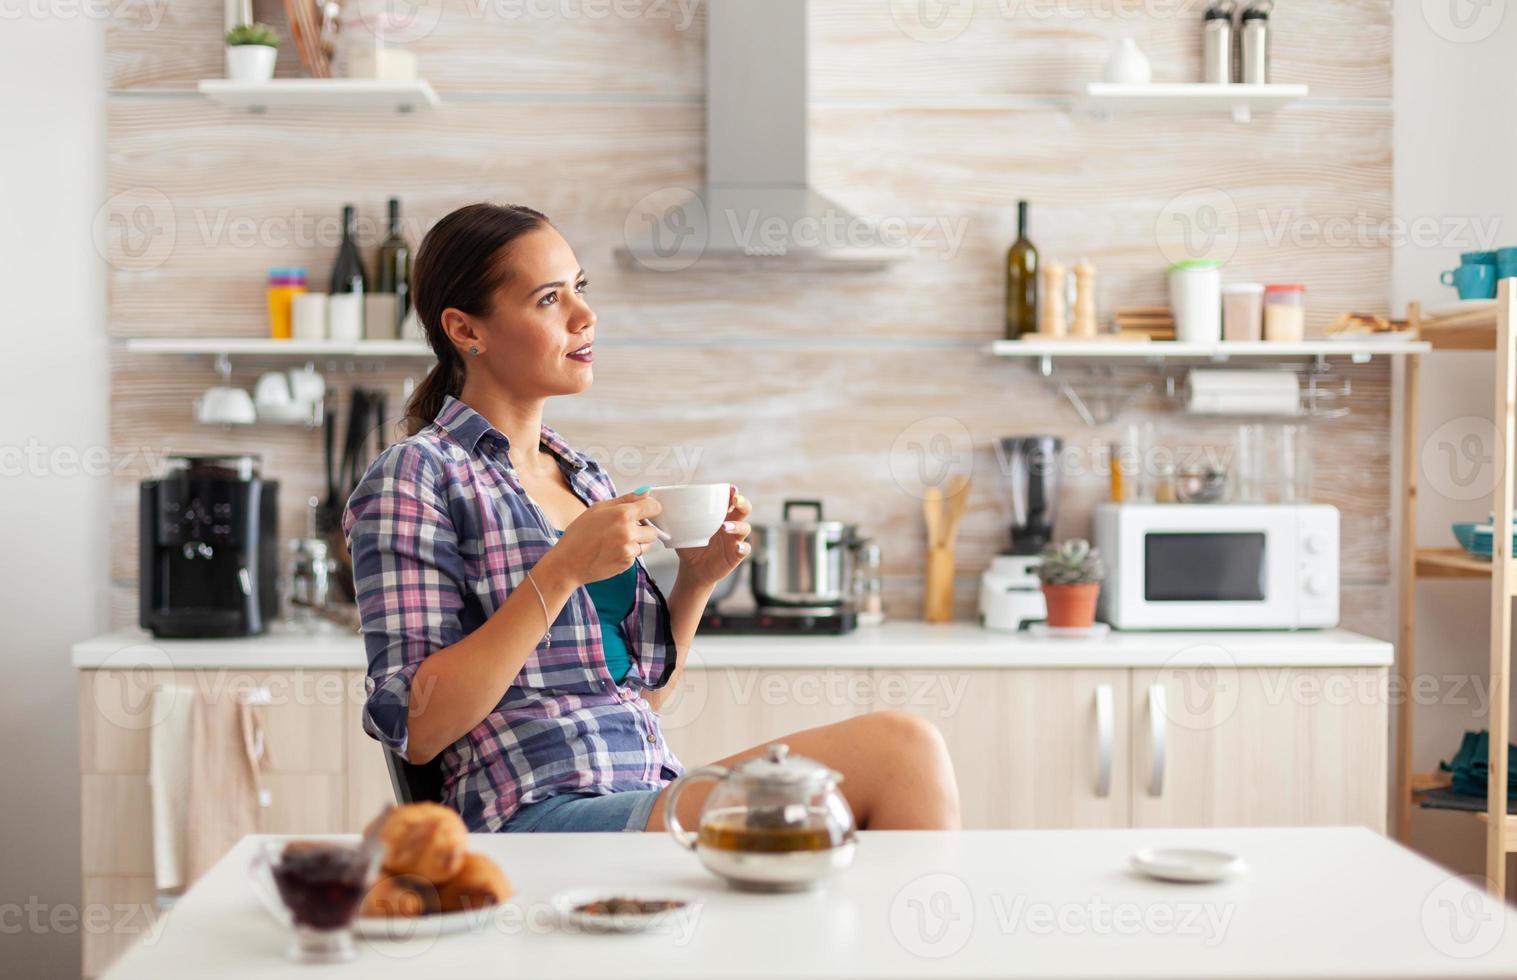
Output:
[{"xmin": 663, "ymin": 765, "xmax": 728, "ymax": 851}]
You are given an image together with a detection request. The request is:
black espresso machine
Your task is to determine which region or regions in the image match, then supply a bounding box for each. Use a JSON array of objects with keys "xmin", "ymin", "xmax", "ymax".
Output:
[{"xmin": 139, "ymin": 454, "xmax": 279, "ymax": 638}]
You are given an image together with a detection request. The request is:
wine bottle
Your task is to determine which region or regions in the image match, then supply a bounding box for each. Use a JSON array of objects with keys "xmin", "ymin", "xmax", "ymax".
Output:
[
  {"xmin": 330, "ymin": 204, "xmax": 368, "ymax": 295},
  {"xmin": 375, "ymin": 198, "xmax": 412, "ymax": 334},
  {"xmin": 1005, "ymin": 200, "xmax": 1039, "ymax": 340}
]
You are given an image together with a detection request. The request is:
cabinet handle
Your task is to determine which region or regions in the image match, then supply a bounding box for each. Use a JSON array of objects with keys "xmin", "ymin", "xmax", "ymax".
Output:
[
  {"xmin": 1147, "ymin": 682, "xmax": 1168, "ymax": 797},
  {"xmin": 1094, "ymin": 683, "xmax": 1114, "ymax": 798}
]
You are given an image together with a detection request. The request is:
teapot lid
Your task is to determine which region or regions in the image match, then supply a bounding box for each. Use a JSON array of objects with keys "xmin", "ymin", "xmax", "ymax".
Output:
[{"xmin": 735, "ymin": 744, "xmax": 842, "ymax": 787}]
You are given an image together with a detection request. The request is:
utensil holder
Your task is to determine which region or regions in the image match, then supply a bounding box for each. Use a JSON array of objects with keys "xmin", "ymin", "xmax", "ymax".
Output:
[{"xmin": 924, "ymin": 545, "xmax": 956, "ymax": 623}]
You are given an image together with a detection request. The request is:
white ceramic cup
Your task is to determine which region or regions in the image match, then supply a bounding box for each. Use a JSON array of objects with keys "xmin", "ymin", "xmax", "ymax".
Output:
[
  {"xmin": 196, "ymin": 386, "xmax": 256, "ymax": 426},
  {"xmin": 253, "ymin": 371, "xmax": 293, "ymax": 410},
  {"xmin": 328, "ymin": 294, "xmax": 364, "ymax": 342},
  {"xmin": 292, "ymin": 293, "xmax": 329, "ymax": 341},
  {"xmin": 647, "ymin": 483, "xmax": 732, "ymax": 549}
]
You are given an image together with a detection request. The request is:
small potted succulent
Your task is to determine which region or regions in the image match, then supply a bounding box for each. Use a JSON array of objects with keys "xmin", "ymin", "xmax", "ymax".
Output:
[
  {"xmin": 1036, "ymin": 539, "xmax": 1106, "ymax": 629},
  {"xmin": 225, "ymin": 23, "xmax": 280, "ymax": 83}
]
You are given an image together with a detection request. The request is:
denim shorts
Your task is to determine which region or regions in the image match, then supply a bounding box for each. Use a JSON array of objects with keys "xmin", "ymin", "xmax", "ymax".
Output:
[{"xmin": 500, "ymin": 790, "xmax": 662, "ymax": 833}]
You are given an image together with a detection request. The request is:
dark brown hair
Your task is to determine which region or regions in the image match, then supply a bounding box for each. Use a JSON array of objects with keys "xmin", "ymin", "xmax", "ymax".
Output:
[{"xmin": 402, "ymin": 202, "xmax": 550, "ymax": 435}]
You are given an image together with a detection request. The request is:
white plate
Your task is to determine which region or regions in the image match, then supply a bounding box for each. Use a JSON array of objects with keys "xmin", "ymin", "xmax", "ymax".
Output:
[
  {"xmin": 1028, "ymin": 622, "xmax": 1111, "ymax": 639},
  {"xmin": 1130, "ymin": 847, "xmax": 1246, "ymax": 883},
  {"xmin": 353, "ymin": 905, "xmax": 496, "ymax": 939},
  {"xmin": 552, "ymin": 888, "xmax": 699, "ymax": 934}
]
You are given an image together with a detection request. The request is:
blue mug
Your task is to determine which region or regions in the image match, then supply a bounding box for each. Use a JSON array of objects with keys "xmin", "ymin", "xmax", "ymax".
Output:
[
  {"xmin": 1462, "ymin": 250, "xmax": 1499, "ymax": 266},
  {"xmin": 1443, "ymin": 263, "xmax": 1498, "ymax": 300}
]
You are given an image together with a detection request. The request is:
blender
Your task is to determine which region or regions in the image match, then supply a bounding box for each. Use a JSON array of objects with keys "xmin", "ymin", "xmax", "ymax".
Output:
[{"xmin": 979, "ymin": 436, "xmax": 1063, "ymax": 632}]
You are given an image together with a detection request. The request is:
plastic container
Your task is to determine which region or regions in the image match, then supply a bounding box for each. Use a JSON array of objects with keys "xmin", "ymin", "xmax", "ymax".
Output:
[
  {"xmin": 266, "ymin": 267, "xmax": 307, "ymax": 340},
  {"xmin": 1263, "ymin": 284, "xmax": 1306, "ymax": 342},
  {"xmin": 1168, "ymin": 259, "xmax": 1222, "ymax": 344},
  {"xmin": 1221, "ymin": 283, "xmax": 1264, "ymax": 342}
]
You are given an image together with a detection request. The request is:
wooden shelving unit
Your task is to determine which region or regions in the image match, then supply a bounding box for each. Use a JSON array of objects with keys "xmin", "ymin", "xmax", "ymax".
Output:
[
  {"xmin": 196, "ymin": 79, "xmax": 440, "ymax": 112},
  {"xmin": 1397, "ymin": 282, "xmax": 1517, "ymax": 896}
]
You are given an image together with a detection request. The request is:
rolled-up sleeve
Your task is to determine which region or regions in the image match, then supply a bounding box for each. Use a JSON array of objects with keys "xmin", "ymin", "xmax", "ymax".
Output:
[{"xmin": 343, "ymin": 445, "xmax": 465, "ymax": 757}]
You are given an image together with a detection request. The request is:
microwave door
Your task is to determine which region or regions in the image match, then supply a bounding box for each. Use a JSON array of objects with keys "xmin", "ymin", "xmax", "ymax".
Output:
[{"xmin": 1135, "ymin": 529, "xmax": 1288, "ymax": 628}]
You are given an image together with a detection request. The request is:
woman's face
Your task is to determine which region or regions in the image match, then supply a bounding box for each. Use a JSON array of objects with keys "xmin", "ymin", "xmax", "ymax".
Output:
[{"xmin": 465, "ymin": 225, "xmax": 596, "ymax": 399}]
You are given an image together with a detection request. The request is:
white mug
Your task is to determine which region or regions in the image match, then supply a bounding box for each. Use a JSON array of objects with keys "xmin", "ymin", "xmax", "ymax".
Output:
[{"xmin": 647, "ymin": 483, "xmax": 732, "ymax": 549}]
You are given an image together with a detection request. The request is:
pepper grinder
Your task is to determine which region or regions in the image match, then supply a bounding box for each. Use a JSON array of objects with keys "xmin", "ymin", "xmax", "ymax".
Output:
[
  {"xmin": 1072, "ymin": 258, "xmax": 1098, "ymax": 337},
  {"xmin": 1038, "ymin": 261, "xmax": 1068, "ymax": 336}
]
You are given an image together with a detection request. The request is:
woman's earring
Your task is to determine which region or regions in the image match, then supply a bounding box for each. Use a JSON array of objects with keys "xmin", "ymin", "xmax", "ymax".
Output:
[{"xmin": 469, "ymin": 346, "xmax": 480, "ymax": 356}]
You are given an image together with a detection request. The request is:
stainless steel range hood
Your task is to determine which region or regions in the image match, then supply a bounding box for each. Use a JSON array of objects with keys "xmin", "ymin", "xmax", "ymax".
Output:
[{"xmin": 616, "ymin": 0, "xmax": 907, "ymax": 272}]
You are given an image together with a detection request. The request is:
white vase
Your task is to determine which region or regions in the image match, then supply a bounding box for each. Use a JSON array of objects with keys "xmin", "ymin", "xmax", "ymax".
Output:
[
  {"xmin": 1103, "ymin": 37, "xmax": 1152, "ymax": 85},
  {"xmin": 225, "ymin": 44, "xmax": 277, "ymax": 83}
]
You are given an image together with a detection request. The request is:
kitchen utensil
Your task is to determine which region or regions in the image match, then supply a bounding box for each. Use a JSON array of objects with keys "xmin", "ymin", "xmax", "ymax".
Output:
[
  {"xmin": 923, "ymin": 475, "xmax": 969, "ymax": 623},
  {"xmin": 751, "ymin": 500, "xmax": 864, "ymax": 609},
  {"xmin": 1202, "ymin": 0, "xmax": 1237, "ymax": 83},
  {"xmin": 1239, "ymin": 1, "xmax": 1271, "ymax": 84},
  {"xmin": 1103, "ymin": 36, "xmax": 1151, "ymax": 84},
  {"xmin": 663, "ymin": 743, "xmax": 857, "ymax": 892},
  {"xmin": 1175, "ymin": 464, "xmax": 1228, "ymax": 504},
  {"xmin": 647, "ymin": 483, "xmax": 731, "ymax": 548},
  {"xmin": 1130, "ymin": 847, "xmax": 1246, "ymax": 883},
  {"xmin": 1169, "ymin": 260, "xmax": 1222, "ymax": 343}
]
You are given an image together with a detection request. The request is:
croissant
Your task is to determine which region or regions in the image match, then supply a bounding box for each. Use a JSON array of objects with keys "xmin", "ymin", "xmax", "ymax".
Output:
[
  {"xmin": 437, "ymin": 853, "xmax": 513, "ymax": 912},
  {"xmin": 360, "ymin": 874, "xmax": 440, "ymax": 919},
  {"xmin": 375, "ymin": 802, "xmax": 468, "ymax": 885}
]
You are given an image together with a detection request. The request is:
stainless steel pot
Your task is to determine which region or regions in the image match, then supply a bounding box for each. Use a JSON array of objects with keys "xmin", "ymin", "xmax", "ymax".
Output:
[{"xmin": 751, "ymin": 500, "xmax": 863, "ymax": 608}]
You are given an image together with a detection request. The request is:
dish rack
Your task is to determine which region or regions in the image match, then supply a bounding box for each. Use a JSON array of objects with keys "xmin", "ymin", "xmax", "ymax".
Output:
[{"xmin": 1396, "ymin": 282, "xmax": 1516, "ymax": 897}]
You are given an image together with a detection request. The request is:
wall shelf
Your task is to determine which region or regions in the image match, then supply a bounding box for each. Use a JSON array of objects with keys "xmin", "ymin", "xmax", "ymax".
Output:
[
  {"xmin": 196, "ymin": 79, "xmax": 441, "ymax": 112},
  {"xmin": 121, "ymin": 337, "xmax": 433, "ymax": 358},
  {"xmin": 990, "ymin": 338, "xmax": 1430, "ymax": 363},
  {"xmin": 1079, "ymin": 82, "xmax": 1309, "ymax": 123}
]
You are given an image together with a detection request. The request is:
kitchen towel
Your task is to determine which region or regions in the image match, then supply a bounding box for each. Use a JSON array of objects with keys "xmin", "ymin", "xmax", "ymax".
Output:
[
  {"xmin": 1438, "ymin": 730, "xmax": 1517, "ymax": 800},
  {"xmin": 148, "ymin": 685, "xmax": 196, "ymax": 893},
  {"xmin": 185, "ymin": 685, "xmax": 273, "ymax": 883},
  {"xmin": 1186, "ymin": 369, "xmax": 1301, "ymax": 416}
]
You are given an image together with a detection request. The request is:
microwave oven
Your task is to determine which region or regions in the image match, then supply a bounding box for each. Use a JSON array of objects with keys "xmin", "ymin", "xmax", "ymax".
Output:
[{"xmin": 1092, "ymin": 503, "xmax": 1339, "ymax": 631}]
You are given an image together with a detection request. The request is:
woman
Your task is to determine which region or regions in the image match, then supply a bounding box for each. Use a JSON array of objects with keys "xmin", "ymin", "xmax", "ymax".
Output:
[{"xmin": 345, "ymin": 203, "xmax": 961, "ymax": 834}]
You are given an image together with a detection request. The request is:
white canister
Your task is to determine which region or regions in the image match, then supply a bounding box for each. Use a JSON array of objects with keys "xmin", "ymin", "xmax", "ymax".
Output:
[
  {"xmin": 291, "ymin": 292, "xmax": 329, "ymax": 341},
  {"xmin": 328, "ymin": 293, "xmax": 364, "ymax": 342},
  {"xmin": 1168, "ymin": 260, "xmax": 1222, "ymax": 344}
]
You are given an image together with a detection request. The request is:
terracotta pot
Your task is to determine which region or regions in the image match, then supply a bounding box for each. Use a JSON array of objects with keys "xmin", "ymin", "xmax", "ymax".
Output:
[{"xmin": 1041, "ymin": 582, "xmax": 1101, "ymax": 629}]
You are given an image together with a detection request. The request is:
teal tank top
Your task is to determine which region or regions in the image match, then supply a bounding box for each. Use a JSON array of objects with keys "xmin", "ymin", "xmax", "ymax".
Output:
[{"xmin": 555, "ymin": 529, "xmax": 635, "ymax": 684}]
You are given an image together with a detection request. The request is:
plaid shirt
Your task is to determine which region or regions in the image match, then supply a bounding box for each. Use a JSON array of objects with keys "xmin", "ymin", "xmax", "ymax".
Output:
[{"xmin": 343, "ymin": 395, "xmax": 684, "ymax": 830}]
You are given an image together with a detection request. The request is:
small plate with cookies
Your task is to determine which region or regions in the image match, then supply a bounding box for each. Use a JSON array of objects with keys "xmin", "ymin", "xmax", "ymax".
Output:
[{"xmin": 354, "ymin": 803, "xmax": 513, "ymax": 939}]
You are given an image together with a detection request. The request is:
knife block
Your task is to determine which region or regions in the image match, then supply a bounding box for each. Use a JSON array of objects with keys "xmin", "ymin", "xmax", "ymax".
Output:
[{"xmin": 924, "ymin": 544, "xmax": 956, "ymax": 623}]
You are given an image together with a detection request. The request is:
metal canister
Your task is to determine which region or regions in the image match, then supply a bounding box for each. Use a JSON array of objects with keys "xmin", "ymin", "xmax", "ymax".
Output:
[
  {"xmin": 1240, "ymin": 1, "xmax": 1272, "ymax": 84},
  {"xmin": 1202, "ymin": 0, "xmax": 1236, "ymax": 84}
]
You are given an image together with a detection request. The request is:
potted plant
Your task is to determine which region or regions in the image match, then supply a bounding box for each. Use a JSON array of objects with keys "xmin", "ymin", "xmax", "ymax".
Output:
[
  {"xmin": 225, "ymin": 23, "xmax": 280, "ymax": 83},
  {"xmin": 1036, "ymin": 539, "xmax": 1106, "ymax": 629}
]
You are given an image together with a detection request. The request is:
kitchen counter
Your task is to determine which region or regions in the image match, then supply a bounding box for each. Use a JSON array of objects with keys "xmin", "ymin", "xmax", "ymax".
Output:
[
  {"xmin": 102, "ymin": 827, "xmax": 1516, "ymax": 979},
  {"xmin": 72, "ymin": 622, "xmax": 1392, "ymax": 670}
]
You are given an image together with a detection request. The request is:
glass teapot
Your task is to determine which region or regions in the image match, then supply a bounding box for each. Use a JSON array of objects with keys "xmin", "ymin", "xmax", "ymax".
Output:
[{"xmin": 663, "ymin": 743, "xmax": 858, "ymax": 892}]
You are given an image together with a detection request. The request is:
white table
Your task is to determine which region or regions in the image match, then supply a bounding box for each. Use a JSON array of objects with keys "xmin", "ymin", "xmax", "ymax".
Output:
[{"xmin": 105, "ymin": 828, "xmax": 1517, "ymax": 979}]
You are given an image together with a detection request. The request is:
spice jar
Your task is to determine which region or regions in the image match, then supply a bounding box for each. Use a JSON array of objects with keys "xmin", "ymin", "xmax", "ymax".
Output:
[{"xmin": 1263, "ymin": 284, "xmax": 1306, "ymax": 342}]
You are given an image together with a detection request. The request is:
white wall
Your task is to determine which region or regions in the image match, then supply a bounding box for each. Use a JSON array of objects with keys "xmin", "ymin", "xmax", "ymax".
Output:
[
  {"xmin": 1392, "ymin": 0, "xmax": 1517, "ymax": 885},
  {"xmin": 0, "ymin": 14, "xmax": 109, "ymax": 978}
]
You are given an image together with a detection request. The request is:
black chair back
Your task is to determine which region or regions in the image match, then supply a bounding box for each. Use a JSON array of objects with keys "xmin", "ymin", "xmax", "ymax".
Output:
[{"xmin": 383, "ymin": 749, "xmax": 447, "ymax": 805}]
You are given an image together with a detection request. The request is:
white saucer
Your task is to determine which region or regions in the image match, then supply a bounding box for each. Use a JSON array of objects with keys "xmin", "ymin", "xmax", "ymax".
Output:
[
  {"xmin": 1028, "ymin": 622, "xmax": 1111, "ymax": 639},
  {"xmin": 354, "ymin": 905, "xmax": 494, "ymax": 939},
  {"xmin": 552, "ymin": 888, "xmax": 699, "ymax": 934},
  {"xmin": 1130, "ymin": 847, "xmax": 1247, "ymax": 883}
]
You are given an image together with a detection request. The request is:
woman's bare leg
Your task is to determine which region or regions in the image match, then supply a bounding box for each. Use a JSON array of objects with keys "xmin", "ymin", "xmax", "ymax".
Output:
[{"xmin": 645, "ymin": 710, "xmax": 961, "ymax": 832}]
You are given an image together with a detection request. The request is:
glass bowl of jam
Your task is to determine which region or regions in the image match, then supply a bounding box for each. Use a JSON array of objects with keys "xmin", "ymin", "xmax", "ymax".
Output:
[{"xmin": 250, "ymin": 840, "xmax": 379, "ymax": 963}]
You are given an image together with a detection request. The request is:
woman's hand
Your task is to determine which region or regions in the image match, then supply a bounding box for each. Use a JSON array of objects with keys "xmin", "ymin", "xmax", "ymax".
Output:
[
  {"xmin": 540, "ymin": 490, "xmax": 664, "ymax": 588},
  {"xmin": 675, "ymin": 485, "xmax": 753, "ymax": 588}
]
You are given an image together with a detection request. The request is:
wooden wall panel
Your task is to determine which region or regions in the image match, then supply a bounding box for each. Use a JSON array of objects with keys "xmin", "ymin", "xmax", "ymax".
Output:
[{"xmin": 103, "ymin": 3, "xmax": 1399, "ymax": 632}]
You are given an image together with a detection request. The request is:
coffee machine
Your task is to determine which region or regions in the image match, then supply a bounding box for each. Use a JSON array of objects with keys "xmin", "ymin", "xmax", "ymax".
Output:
[
  {"xmin": 979, "ymin": 436, "xmax": 1063, "ymax": 632},
  {"xmin": 139, "ymin": 455, "xmax": 280, "ymax": 638}
]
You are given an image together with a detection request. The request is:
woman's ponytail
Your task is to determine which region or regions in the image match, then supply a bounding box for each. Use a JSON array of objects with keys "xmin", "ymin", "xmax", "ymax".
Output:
[{"xmin": 401, "ymin": 202, "xmax": 550, "ymax": 436}]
